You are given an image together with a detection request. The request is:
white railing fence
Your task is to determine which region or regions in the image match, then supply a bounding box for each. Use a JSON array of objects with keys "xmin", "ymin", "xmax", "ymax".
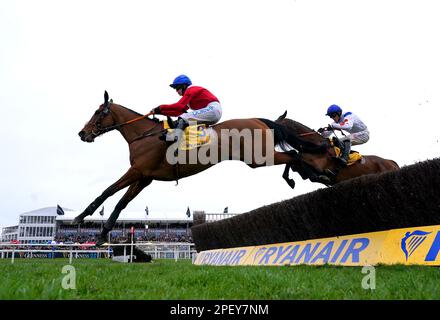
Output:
[{"xmin": 0, "ymin": 242, "xmax": 197, "ymax": 264}]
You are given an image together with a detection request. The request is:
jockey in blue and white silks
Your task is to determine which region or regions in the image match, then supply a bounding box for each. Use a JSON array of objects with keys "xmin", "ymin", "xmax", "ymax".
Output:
[{"xmin": 319, "ymin": 104, "xmax": 370, "ymax": 165}]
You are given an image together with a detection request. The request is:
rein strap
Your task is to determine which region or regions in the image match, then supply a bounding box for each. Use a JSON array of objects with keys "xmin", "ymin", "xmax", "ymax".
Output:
[
  {"xmin": 101, "ymin": 112, "xmax": 154, "ymax": 133},
  {"xmin": 299, "ymin": 132, "xmax": 317, "ymax": 137}
]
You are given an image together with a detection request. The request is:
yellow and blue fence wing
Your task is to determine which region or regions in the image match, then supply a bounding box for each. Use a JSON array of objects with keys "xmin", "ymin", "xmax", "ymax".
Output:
[{"xmin": 194, "ymin": 225, "xmax": 440, "ymax": 266}]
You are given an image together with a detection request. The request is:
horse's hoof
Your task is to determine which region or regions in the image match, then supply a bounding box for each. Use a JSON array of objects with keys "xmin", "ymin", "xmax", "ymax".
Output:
[
  {"xmin": 95, "ymin": 238, "xmax": 107, "ymax": 247},
  {"xmin": 318, "ymin": 175, "xmax": 332, "ymax": 185},
  {"xmin": 287, "ymin": 180, "xmax": 296, "ymax": 189}
]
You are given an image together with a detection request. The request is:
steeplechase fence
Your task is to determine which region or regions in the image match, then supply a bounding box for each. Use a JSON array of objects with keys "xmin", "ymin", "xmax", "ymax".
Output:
[{"xmin": 192, "ymin": 158, "xmax": 440, "ymax": 266}]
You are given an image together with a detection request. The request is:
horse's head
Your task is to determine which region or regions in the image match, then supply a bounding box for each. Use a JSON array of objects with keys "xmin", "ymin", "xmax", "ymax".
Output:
[{"xmin": 78, "ymin": 91, "xmax": 117, "ymax": 142}]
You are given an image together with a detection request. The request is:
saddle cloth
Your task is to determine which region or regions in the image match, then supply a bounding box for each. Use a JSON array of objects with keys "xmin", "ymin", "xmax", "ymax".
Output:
[
  {"xmin": 333, "ymin": 146, "xmax": 362, "ymax": 166},
  {"xmin": 328, "ymin": 139, "xmax": 362, "ymax": 166},
  {"xmin": 163, "ymin": 120, "xmax": 211, "ymax": 151}
]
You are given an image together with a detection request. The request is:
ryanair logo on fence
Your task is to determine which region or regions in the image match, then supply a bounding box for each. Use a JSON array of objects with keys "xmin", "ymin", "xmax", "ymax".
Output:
[
  {"xmin": 250, "ymin": 238, "xmax": 370, "ymax": 265},
  {"xmin": 194, "ymin": 225, "xmax": 440, "ymax": 266},
  {"xmin": 197, "ymin": 248, "xmax": 249, "ymax": 266},
  {"xmin": 401, "ymin": 230, "xmax": 431, "ymax": 261}
]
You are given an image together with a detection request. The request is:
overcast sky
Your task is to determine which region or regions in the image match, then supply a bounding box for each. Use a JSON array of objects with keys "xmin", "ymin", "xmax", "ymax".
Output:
[{"xmin": 1, "ymin": 0, "xmax": 439, "ymax": 228}]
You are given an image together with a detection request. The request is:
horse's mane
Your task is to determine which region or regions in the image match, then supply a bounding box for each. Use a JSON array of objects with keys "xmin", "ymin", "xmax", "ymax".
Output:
[
  {"xmin": 276, "ymin": 111, "xmax": 326, "ymax": 144},
  {"xmin": 286, "ymin": 119, "xmax": 314, "ymax": 131},
  {"xmin": 259, "ymin": 118, "xmax": 327, "ymax": 154},
  {"xmin": 114, "ymin": 103, "xmax": 161, "ymax": 123},
  {"xmin": 283, "ymin": 119, "xmax": 324, "ymax": 139},
  {"xmin": 117, "ymin": 104, "xmax": 143, "ymax": 117}
]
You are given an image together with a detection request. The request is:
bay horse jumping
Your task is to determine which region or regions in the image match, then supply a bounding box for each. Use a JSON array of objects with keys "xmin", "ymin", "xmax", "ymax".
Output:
[
  {"xmin": 275, "ymin": 111, "xmax": 400, "ymax": 187},
  {"xmin": 74, "ymin": 92, "xmax": 321, "ymax": 245},
  {"xmin": 74, "ymin": 92, "xmax": 399, "ymax": 245}
]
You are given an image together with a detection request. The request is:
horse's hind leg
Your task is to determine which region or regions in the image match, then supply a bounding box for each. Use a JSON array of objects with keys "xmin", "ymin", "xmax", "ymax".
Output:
[
  {"xmin": 72, "ymin": 168, "xmax": 142, "ymax": 225},
  {"xmin": 97, "ymin": 177, "xmax": 152, "ymax": 246}
]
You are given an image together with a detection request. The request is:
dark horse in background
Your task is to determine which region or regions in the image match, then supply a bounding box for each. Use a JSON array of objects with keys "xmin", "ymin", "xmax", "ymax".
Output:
[
  {"xmin": 274, "ymin": 111, "xmax": 399, "ymax": 188},
  {"xmin": 74, "ymin": 92, "xmax": 399, "ymax": 245}
]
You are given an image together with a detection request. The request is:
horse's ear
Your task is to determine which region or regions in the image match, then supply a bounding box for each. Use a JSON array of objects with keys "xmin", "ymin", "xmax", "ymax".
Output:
[
  {"xmin": 104, "ymin": 91, "xmax": 109, "ymax": 105},
  {"xmin": 276, "ymin": 110, "xmax": 287, "ymax": 122}
]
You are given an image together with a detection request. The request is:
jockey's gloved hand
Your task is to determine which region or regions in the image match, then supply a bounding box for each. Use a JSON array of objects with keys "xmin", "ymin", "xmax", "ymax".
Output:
[
  {"xmin": 151, "ymin": 106, "xmax": 161, "ymax": 115},
  {"xmin": 317, "ymin": 127, "xmax": 325, "ymax": 134}
]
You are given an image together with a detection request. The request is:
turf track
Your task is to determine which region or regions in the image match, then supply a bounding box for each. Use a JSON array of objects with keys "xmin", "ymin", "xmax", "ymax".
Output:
[{"xmin": 1, "ymin": 259, "xmax": 439, "ymax": 299}]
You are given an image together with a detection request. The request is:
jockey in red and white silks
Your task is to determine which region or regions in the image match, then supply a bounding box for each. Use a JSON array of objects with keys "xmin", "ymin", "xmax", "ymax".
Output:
[{"xmin": 152, "ymin": 74, "xmax": 222, "ymax": 125}]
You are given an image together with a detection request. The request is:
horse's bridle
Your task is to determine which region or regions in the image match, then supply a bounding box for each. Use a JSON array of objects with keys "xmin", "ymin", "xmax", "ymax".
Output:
[
  {"xmin": 91, "ymin": 102, "xmax": 166, "ymax": 143},
  {"xmin": 91, "ymin": 102, "xmax": 112, "ymax": 136}
]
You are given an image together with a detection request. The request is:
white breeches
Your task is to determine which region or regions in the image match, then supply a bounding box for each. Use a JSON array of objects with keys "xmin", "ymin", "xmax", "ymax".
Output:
[
  {"xmin": 342, "ymin": 130, "xmax": 370, "ymax": 145},
  {"xmin": 180, "ymin": 101, "xmax": 222, "ymax": 124}
]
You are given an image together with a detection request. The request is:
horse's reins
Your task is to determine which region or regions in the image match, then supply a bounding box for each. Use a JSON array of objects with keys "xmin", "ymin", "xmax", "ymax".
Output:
[
  {"xmin": 98, "ymin": 111, "xmax": 154, "ymax": 133},
  {"xmin": 96, "ymin": 108, "xmax": 167, "ymax": 143},
  {"xmin": 298, "ymin": 132, "xmax": 317, "ymax": 137},
  {"xmin": 298, "ymin": 127, "xmax": 344, "ymax": 137}
]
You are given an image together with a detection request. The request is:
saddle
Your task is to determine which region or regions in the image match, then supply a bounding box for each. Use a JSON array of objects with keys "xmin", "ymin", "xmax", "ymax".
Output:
[{"xmin": 163, "ymin": 120, "xmax": 211, "ymax": 151}]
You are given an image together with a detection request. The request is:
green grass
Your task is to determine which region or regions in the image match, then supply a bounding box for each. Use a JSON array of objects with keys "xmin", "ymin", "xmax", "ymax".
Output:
[{"xmin": 0, "ymin": 259, "xmax": 439, "ymax": 299}]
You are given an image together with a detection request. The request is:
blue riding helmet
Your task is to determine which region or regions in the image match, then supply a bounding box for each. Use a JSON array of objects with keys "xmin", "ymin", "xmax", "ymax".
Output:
[
  {"xmin": 326, "ymin": 104, "xmax": 342, "ymax": 116},
  {"xmin": 170, "ymin": 75, "xmax": 192, "ymax": 88}
]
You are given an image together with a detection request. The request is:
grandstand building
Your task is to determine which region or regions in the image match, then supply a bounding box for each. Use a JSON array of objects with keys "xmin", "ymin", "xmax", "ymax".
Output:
[
  {"xmin": 3, "ymin": 207, "xmax": 58, "ymax": 244},
  {"xmin": 1, "ymin": 206, "xmax": 238, "ymax": 244},
  {"xmin": 1, "ymin": 225, "xmax": 18, "ymax": 242}
]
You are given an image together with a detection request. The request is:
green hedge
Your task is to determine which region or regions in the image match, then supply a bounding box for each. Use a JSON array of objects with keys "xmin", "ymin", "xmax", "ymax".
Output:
[{"xmin": 192, "ymin": 158, "xmax": 440, "ymax": 252}]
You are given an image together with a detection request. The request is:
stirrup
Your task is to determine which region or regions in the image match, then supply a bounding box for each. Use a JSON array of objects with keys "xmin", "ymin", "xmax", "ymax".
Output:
[
  {"xmin": 163, "ymin": 131, "xmax": 180, "ymax": 142},
  {"xmin": 159, "ymin": 132, "xmax": 167, "ymax": 141},
  {"xmin": 336, "ymin": 156, "xmax": 348, "ymax": 166}
]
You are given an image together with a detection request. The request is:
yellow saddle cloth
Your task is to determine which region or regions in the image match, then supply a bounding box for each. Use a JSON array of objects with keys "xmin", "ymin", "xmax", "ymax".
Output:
[
  {"xmin": 163, "ymin": 121, "xmax": 211, "ymax": 151},
  {"xmin": 329, "ymin": 139, "xmax": 362, "ymax": 166},
  {"xmin": 333, "ymin": 147, "xmax": 362, "ymax": 165}
]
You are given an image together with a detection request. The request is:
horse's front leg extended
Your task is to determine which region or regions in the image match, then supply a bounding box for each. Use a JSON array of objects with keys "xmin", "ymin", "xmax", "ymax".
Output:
[
  {"xmin": 282, "ymin": 164, "xmax": 296, "ymax": 189},
  {"xmin": 72, "ymin": 168, "xmax": 142, "ymax": 225},
  {"xmin": 294, "ymin": 161, "xmax": 333, "ymax": 185},
  {"xmin": 96, "ymin": 177, "xmax": 152, "ymax": 246}
]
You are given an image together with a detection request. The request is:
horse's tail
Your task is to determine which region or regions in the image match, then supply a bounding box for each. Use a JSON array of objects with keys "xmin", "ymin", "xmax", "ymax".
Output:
[
  {"xmin": 390, "ymin": 160, "xmax": 400, "ymax": 169},
  {"xmin": 258, "ymin": 118, "xmax": 327, "ymax": 154}
]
